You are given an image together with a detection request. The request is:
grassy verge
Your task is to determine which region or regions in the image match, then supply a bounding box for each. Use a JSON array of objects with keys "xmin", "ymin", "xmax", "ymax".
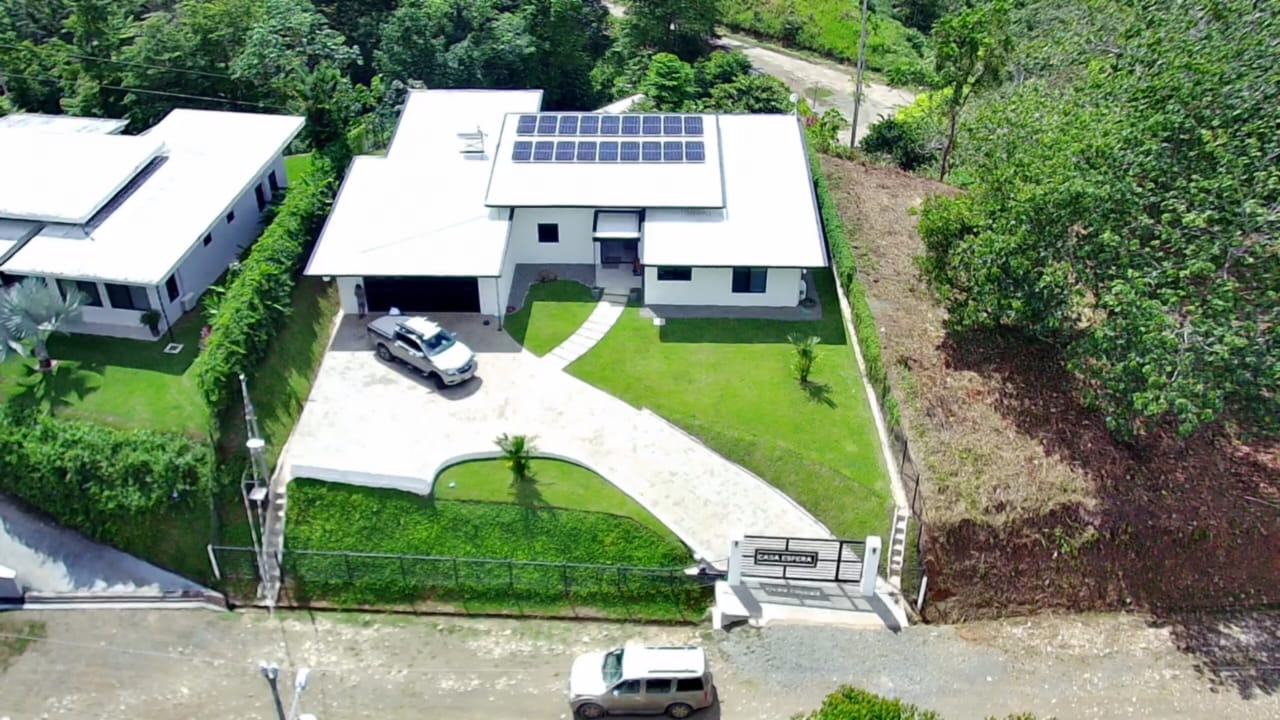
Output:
[
  {"xmin": 0, "ymin": 618, "xmax": 45, "ymax": 671},
  {"xmin": 719, "ymin": 1, "xmax": 926, "ymax": 73},
  {"xmin": 284, "ymin": 153, "xmax": 313, "ymax": 183},
  {"xmin": 569, "ymin": 270, "xmax": 892, "ymax": 540},
  {"xmin": 284, "ymin": 462, "xmax": 705, "ymax": 620},
  {"xmin": 0, "ymin": 308, "xmax": 209, "ymax": 438},
  {"xmin": 503, "ymin": 280, "xmax": 597, "ymax": 356}
]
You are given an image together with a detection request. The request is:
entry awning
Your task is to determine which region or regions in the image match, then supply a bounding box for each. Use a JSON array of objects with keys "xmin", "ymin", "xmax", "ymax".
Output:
[{"xmin": 593, "ymin": 210, "xmax": 641, "ymax": 239}]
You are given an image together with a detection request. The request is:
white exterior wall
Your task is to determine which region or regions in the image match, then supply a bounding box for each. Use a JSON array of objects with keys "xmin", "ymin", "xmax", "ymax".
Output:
[
  {"xmin": 643, "ymin": 267, "xmax": 804, "ymax": 307},
  {"xmin": 336, "ymin": 275, "xmax": 364, "ymax": 314},
  {"xmin": 507, "ymin": 208, "xmax": 596, "ymax": 264}
]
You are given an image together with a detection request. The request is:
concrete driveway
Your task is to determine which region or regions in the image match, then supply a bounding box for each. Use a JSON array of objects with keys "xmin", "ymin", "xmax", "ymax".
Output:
[{"xmin": 282, "ymin": 313, "xmax": 830, "ymax": 568}]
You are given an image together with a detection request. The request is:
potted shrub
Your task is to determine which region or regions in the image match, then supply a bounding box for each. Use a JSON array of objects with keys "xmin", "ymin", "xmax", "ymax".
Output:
[{"xmin": 140, "ymin": 309, "xmax": 162, "ymax": 337}]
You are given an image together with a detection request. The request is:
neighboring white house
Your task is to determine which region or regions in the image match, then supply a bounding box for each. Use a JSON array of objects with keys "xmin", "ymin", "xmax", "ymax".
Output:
[
  {"xmin": 0, "ymin": 110, "xmax": 305, "ymax": 340},
  {"xmin": 304, "ymin": 89, "xmax": 826, "ymax": 318}
]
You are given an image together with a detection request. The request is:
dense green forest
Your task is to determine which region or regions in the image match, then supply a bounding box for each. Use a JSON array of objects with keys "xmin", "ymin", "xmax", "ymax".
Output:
[{"xmin": 890, "ymin": 0, "xmax": 1279, "ymax": 440}]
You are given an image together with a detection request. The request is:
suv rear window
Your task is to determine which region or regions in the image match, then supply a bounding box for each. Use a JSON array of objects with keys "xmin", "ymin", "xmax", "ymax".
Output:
[{"xmin": 675, "ymin": 677, "xmax": 704, "ymax": 692}]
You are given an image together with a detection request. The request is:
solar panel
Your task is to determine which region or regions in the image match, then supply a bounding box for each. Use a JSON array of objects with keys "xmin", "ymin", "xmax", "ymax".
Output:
[
  {"xmin": 662, "ymin": 141, "xmax": 683, "ymax": 162},
  {"xmin": 516, "ymin": 115, "xmax": 538, "ymax": 135},
  {"xmin": 600, "ymin": 115, "xmax": 621, "ymax": 135},
  {"xmin": 512, "ymin": 140, "xmax": 533, "ymax": 161},
  {"xmin": 533, "ymin": 140, "xmax": 555, "ymax": 161},
  {"xmin": 684, "ymin": 140, "xmax": 705, "ymax": 162},
  {"xmin": 576, "ymin": 141, "xmax": 597, "ymax": 161},
  {"xmin": 621, "ymin": 116, "xmax": 641, "ymax": 135},
  {"xmin": 579, "ymin": 115, "xmax": 600, "ymax": 135},
  {"xmin": 663, "ymin": 115, "xmax": 683, "ymax": 135},
  {"xmin": 683, "ymin": 116, "xmax": 704, "ymax": 135},
  {"xmin": 598, "ymin": 141, "xmax": 619, "ymax": 161},
  {"xmin": 641, "ymin": 141, "xmax": 662, "ymax": 162},
  {"xmin": 619, "ymin": 141, "xmax": 641, "ymax": 161},
  {"xmin": 558, "ymin": 115, "xmax": 579, "ymax": 135},
  {"xmin": 536, "ymin": 115, "xmax": 558, "ymax": 135},
  {"xmin": 642, "ymin": 115, "xmax": 662, "ymax": 135},
  {"xmin": 554, "ymin": 141, "xmax": 576, "ymax": 161}
]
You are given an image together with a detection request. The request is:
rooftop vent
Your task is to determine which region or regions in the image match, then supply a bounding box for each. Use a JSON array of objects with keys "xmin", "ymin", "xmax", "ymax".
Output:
[{"xmin": 458, "ymin": 126, "xmax": 486, "ymax": 155}]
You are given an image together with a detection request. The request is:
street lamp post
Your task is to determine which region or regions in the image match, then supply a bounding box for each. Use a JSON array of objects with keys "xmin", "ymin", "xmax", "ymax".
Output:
[{"xmin": 850, "ymin": 0, "xmax": 872, "ymax": 146}]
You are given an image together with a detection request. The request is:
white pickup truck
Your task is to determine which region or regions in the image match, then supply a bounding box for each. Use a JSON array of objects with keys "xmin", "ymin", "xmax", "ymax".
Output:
[{"xmin": 367, "ymin": 316, "xmax": 477, "ymax": 388}]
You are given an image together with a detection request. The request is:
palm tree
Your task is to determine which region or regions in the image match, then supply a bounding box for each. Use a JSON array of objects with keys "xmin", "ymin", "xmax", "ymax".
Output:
[
  {"xmin": 788, "ymin": 333, "xmax": 820, "ymax": 384},
  {"xmin": 0, "ymin": 278, "xmax": 84, "ymax": 372},
  {"xmin": 495, "ymin": 433, "xmax": 537, "ymax": 483}
]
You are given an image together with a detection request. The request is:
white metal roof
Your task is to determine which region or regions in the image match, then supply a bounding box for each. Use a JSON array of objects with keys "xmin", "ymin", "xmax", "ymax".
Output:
[
  {"xmin": 0, "ymin": 113, "xmax": 128, "ymax": 134},
  {"xmin": 642, "ymin": 115, "xmax": 827, "ymax": 268},
  {"xmin": 621, "ymin": 646, "xmax": 706, "ymax": 679},
  {"xmin": 483, "ymin": 114, "xmax": 725, "ymax": 209},
  {"xmin": 305, "ymin": 89, "xmax": 544, "ymax": 278},
  {"xmin": 0, "ymin": 131, "xmax": 166, "ymax": 224},
  {"xmin": 1, "ymin": 109, "xmax": 304, "ymax": 285}
]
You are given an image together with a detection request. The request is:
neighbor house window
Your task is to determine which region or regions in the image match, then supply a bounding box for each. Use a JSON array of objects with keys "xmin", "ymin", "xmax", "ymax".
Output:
[
  {"xmin": 268, "ymin": 170, "xmax": 280, "ymax": 193},
  {"xmin": 202, "ymin": 232, "xmax": 213, "ymax": 246},
  {"xmin": 537, "ymin": 223, "xmax": 559, "ymax": 243},
  {"xmin": 165, "ymin": 274, "xmax": 180, "ymax": 302},
  {"xmin": 254, "ymin": 183, "xmax": 267, "ymax": 212},
  {"xmin": 104, "ymin": 283, "xmax": 152, "ymax": 311},
  {"xmin": 731, "ymin": 267, "xmax": 768, "ymax": 294},
  {"xmin": 226, "ymin": 210, "xmax": 235, "ymax": 224},
  {"xmin": 657, "ymin": 266, "xmax": 692, "ymax": 281},
  {"xmin": 58, "ymin": 279, "xmax": 103, "ymax": 307}
]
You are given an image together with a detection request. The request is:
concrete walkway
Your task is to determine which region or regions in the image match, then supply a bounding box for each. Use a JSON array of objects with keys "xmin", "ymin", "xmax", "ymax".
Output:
[
  {"xmin": 283, "ymin": 314, "xmax": 832, "ymax": 568},
  {"xmin": 544, "ymin": 290, "xmax": 629, "ymax": 370},
  {"xmin": 0, "ymin": 494, "xmax": 208, "ymax": 595}
]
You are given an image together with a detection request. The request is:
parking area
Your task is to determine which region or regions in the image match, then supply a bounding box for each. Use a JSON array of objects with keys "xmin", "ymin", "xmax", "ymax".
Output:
[{"xmin": 280, "ymin": 312, "xmax": 832, "ymax": 568}]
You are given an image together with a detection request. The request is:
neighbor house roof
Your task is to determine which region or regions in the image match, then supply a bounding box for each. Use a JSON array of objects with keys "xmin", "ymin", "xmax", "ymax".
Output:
[
  {"xmin": 1, "ymin": 109, "xmax": 304, "ymax": 286},
  {"xmin": 483, "ymin": 112, "xmax": 725, "ymax": 209},
  {"xmin": 641, "ymin": 114, "xmax": 827, "ymax": 269},
  {"xmin": 0, "ymin": 113, "xmax": 128, "ymax": 134},
  {"xmin": 305, "ymin": 89, "xmax": 544, "ymax": 278}
]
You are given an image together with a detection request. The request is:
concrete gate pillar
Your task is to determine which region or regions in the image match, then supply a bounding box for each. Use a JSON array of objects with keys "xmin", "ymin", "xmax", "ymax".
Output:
[{"xmin": 860, "ymin": 536, "xmax": 881, "ymax": 597}]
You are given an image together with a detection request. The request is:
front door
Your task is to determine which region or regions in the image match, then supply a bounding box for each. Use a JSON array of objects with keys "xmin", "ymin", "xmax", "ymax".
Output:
[{"xmin": 598, "ymin": 239, "xmax": 638, "ymax": 267}]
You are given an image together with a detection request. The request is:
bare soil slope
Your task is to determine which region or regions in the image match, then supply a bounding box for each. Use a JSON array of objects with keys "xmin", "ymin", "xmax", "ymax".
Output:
[{"xmin": 821, "ymin": 156, "xmax": 1280, "ymax": 621}]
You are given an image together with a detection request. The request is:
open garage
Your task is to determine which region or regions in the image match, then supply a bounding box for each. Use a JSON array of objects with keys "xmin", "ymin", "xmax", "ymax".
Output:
[{"xmin": 362, "ymin": 276, "xmax": 480, "ymax": 313}]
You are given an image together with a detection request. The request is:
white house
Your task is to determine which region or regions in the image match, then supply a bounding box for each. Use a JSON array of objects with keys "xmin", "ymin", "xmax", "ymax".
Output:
[
  {"xmin": 304, "ymin": 89, "xmax": 827, "ymax": 318},
  {"xmin": 0, "ymin": 109, "xmax": 305, "ymax": 340}
]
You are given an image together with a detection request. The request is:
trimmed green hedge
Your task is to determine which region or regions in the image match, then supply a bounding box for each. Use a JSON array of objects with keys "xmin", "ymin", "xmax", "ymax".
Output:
[
  {"xmin": 0, "ymin": 408, "xmax": 212, "ymax": 544},
  {"xmin": 810, "ymin": 150, "xmax": 900, "ymax": 427},
  {"xmin": 193, "ymin": 155, "xmax": 340, "ymax": 414}
]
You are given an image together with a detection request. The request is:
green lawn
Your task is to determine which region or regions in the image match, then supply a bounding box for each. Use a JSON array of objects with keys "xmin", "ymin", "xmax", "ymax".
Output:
[
  {"xmin": 284, "ymin": 153, "xmax": 313, "ymax": 183},
  {"xmin": 569, "ymin": 270, "xmax": 892, "ymax": 540},
  {"xmin": 284, "ymin": 460, "xmax": 704, "ymax": 619},
  {"xmin": 0, "ymin": 307, "xmax": 209, "ymax": 437},
  {"xmin": 503, "ymin": 280, "xmax": 597, "ymax": 355}
]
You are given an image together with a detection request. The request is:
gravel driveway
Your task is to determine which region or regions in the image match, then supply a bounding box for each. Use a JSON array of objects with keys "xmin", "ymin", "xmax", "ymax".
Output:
[{"xmin": 1, "ymin": 609, "xmax": 1276, "ymax": 720}]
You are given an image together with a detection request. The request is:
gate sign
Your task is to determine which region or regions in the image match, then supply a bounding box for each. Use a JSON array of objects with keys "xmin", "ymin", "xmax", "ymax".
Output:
[{"xmin": 739, "ymin": 535, "xmax": 865, "ymax": 583}]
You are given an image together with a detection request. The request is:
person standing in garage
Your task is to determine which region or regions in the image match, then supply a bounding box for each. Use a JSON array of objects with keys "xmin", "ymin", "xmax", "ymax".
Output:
[{"xmin": 354, "ymin": 283, "xmax": 367, "ymax": 318}]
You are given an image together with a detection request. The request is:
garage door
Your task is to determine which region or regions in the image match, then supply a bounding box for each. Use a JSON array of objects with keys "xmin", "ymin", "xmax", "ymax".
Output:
[{"xmin": 363, "ymin": 276, "xmax": 480, "ymax": 313}]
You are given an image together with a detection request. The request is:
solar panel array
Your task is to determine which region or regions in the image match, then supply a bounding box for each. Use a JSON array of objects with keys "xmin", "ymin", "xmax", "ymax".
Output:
[{"xmin": 512, "ymin": 113, "xmax": 707, "ymax": 164}]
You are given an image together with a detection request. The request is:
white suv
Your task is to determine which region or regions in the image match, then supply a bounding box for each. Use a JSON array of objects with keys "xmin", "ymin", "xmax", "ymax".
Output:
[{"xmin": 568, "ymin": 645, "xmax": 715, "ymax": 718}]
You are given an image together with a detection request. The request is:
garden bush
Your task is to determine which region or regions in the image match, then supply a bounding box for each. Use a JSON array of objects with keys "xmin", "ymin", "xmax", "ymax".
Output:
[
  {"xmin": 0, "ymin": 408, "xmax": 213, "ymax": 544},
  {"xmin": 796, "ymin": 685, "xmax": 941, "ymax": 720},
  {"xmin": 861, "ymin": 115, "xmax": 937, "ymax": 170},
  {"xmin": 193, "ymin": 153, "xmax": 339, "ymax": 414}
]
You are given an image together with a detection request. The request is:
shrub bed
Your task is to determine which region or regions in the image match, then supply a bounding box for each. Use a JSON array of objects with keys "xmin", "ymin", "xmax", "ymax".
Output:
[
  {"xmin": 0, "ymin": 409, "xmax": 212, "ymax": 546},
  {"xmin": 193, "ymin": 154, "xmax": 340, "ymax": 414}
]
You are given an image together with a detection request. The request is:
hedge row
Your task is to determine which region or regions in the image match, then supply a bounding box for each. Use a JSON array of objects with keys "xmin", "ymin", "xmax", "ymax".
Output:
[
  {"xmin": 809, "ymin": 150, "xmax": 900, "ymax": 427},
  {"xmin": 193, "ymin": 154, "xmax": 340, "ymax": 414},
  {"xmin": 0, "ymin": 408, "xmax": 212, "ymax": 544}
]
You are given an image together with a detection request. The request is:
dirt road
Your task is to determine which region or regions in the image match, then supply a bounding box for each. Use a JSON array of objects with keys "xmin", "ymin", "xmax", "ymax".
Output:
[{"xmin": 1, "ymin": 610, "xmax": 1276, "ymax": 719}]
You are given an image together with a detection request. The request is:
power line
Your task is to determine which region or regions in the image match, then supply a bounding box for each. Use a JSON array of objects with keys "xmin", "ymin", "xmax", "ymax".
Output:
[
  {"xmin": 0, "ymin": 41, "xmax": 235, "ymax": 80},
  {"xmin": 0, "ymin": 72, "xmax": 290, "ymax": 111}
]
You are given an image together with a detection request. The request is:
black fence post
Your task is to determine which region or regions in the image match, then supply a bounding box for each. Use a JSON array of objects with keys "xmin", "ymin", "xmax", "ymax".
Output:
[
  {"xmin": 508, "ymin": 559, "xmax": 515, "ymax": 593},
  {"xmin": 344, "ymin": 551, "xmax": 353, "ymax": 583},
  {"xmin": 561, "ymin": 563, "xmax": 570, "ymax": 600},
  {"xmin": 453, "ymin": 557, "xmax": 460, "ymax": 586}
]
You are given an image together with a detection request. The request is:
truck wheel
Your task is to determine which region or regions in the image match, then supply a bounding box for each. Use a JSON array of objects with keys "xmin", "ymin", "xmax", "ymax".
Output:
[
  {"xmin": 575, "ymin": 704, "xmax": 606, "ymax": 719},
  {"xmin": 375, "ymin": 344, "xmax": 392, "ymax": 362},
  {"xmin": 666, "ymin": 703, "xmax": 694, "ymax": 718}
]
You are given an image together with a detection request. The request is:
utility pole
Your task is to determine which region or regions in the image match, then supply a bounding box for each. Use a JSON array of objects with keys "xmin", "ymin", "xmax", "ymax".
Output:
[{"xmin": 850, "ymin": 0, "xmax": 871, "ymax": 146}]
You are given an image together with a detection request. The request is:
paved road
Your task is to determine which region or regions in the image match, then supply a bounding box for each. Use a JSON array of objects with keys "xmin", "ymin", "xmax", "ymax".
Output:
[
  {"xmin": 282, "ymin": 314, "xmax": 831, "ymax": 569},
  {"xmin": 1, "ymin": 609, "xmax": 1276, "ymax": 719},
  {"xmin": 0, "ymin": 494, "xmax": 206, "ymax": 595}
]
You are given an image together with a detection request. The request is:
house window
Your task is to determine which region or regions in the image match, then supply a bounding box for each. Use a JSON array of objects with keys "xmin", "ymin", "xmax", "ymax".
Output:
[
  {"xmin": 202, "ymin": 232, "xmax": 213, "ymax": 246},
  {"xmin": 165, "ymin": 274, "xmax": 180, "ymax": 302},
  {"xmin": 657, "ymin": 266, "xmax": 692, "ymax": 281},
  {"xmin": 537, "ymin": 223, "xmax": 559, "ymax": 243},
  {"xmin": 58, "ymin": 279, "xmax": 103, "ymax": 307},
  {"xmin": 731, "ymin": 267, "xmax": 768, "ymax": 294},
  {"xmin": 226, "ymin": 210, "xmax": 236, "ymax": 224},
  {"xmin": 0, "ymin": 273, "xmax": 27, "ymax": 287},
  {"xmin": 104, "ymin": 283, "xmax": 152, "ymax": 311},
  {"xmin": 268, "ymin": 170, "xmax": 280, "ymax": 193},
  {"xmin": 254, "ymin": 183, "xmax": 267, "ymax": 212}
]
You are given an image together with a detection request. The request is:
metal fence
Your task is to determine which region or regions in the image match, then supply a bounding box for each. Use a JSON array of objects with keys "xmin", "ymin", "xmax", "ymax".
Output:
[
  {"xmin": 208, "ymin": 545, "xmax": 714, "ymax": 620},
  {"xmin": 871, "ymin": 374, "xmax": 930, "ymax": 615}
]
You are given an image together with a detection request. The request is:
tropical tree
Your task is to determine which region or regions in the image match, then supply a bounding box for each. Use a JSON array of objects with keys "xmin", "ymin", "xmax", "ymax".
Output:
[
  {"xmin": 639, "ymin": 52, "xmax": 696, "ymax": 110},
  {"xmin": 0, "ymin": 278, "xmax": 84, "ymax": 372},
  {"xmin": 930, "ymin": 0, "xmax": 1012, "ymax": 180},
  {"xmin": 788, "ymin": 333, "xmax": 820, "ymax": 384},
  {"xmin": 495, "ymin": 433, "xmax": 537, "ymax": 482},
  {"xmin": 623, "ymin": 0, "xmax": 719, "ymax": 61},
  {"xmin": 701, "ymin": 72, "xmax": 792, "ymax": 113}
]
